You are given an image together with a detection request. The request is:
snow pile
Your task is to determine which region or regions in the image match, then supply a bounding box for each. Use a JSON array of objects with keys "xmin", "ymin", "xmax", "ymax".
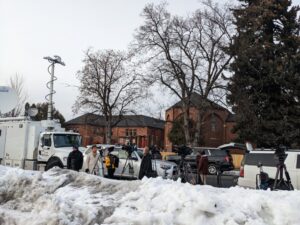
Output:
[{"xmin": 0, "ymin": 166, "xmax": 299, "ymax": 225}]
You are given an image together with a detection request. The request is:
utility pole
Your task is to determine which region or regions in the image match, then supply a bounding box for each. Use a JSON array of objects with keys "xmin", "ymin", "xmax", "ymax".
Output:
[{"xmin": 43, "ymin": 55, "xmax": 65, "ymax": 121}]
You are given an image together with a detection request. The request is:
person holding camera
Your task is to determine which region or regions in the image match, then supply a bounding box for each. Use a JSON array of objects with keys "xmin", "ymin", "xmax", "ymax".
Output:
[
  {"xmin": 105, "ymin": 146, "xmax": 119, "ymax": 178},
  {"xmin": 85, "ymin": 145, "xmax": 100, "ymax": 175}
]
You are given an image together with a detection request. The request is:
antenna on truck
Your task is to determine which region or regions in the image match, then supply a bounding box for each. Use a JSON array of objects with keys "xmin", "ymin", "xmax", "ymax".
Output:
[{"xmin": 43, "ymin": 55, "xmax": 65, "ymax": 122}]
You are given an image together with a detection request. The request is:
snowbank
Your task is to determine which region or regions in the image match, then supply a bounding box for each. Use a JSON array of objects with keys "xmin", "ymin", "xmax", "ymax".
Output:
[{"xmin": 0, "ymin": 166, "xmax": 299, "ymax": 225}]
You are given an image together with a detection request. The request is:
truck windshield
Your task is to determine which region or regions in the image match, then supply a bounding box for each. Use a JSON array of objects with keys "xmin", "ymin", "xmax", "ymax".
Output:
[{"xmin": 53, "ymin": 134, "xmax": 81, "ymax": 148}]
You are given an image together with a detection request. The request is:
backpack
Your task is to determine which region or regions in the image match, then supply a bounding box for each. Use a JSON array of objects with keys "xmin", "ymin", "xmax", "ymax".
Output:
[{"xmin": 105, "ymin": 154, "xmax": 119, "ymax": 169}]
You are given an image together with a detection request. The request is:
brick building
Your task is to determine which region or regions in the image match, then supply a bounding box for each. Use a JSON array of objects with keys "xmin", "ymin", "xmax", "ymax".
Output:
[
  {"xmin": 65, "ymin": 113, "xmax": 165, "ymax": 148},
  {"xmin": 165, "ymin": 93, "xmax": 237, "ymax": 151}
]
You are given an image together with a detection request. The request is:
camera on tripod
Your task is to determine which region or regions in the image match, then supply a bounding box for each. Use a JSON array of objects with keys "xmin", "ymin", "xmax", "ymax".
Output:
[
  {"xmin": 122, "ymin": 144, "xmax": 135, "ymax": 157},
  {"xmin": 274, "ymin": 145, "xmax": 287, "ymax": 163},
  {"xmin": 173, "ymin": 145, "xmax": 192, "ymax": 158}
]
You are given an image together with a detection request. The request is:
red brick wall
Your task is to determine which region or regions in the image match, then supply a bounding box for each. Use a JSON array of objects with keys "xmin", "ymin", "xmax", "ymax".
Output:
[
  {"xmin": 164, "ymin": 107, "xmax": 237, "ymax": 151},
  {"xmin": 66, "ymin": 124, "xmax": 164, "ymax": 148}
]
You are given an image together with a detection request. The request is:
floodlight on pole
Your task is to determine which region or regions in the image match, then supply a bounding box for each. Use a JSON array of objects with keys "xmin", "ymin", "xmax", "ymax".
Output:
[{"xmin": 43, "ymin": 55, "xmax": 65, "ymax": 121}]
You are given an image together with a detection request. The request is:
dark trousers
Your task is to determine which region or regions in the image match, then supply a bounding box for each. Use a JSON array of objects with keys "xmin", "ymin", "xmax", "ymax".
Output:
[
  {"xmin": 197, "ymin": 173, "xmax": 203, "ymax": 185},
  {"xmin": 107, "ymin": 168, "xmax": 115, "ymax": 178}
]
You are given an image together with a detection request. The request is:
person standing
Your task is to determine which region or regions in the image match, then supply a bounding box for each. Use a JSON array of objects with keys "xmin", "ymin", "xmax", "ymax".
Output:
[
  {"xmin": 197, "ymin": 150, "xmax": 209, "ymax": 185},
  {"xmin": 67, "ymin": 145, "xmax": 83, "ymax": 172},
  {"xmin": 105, "ymin": 146, "xmax": 119, "ymax": 179},
  {"xmin": 86, "ymin": 145, "xmax": 100, "ymax": 175},
  {"xmin": 138, "ymin": 146, "xmax": 155, "ymax": 179}
]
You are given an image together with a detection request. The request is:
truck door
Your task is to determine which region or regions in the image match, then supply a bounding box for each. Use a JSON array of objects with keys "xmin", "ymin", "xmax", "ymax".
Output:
[
  {"xmin": 0, "ymin": 127, "xmax": 7, "ymax": 161},
  {"xmin": 296, "ymin": 155, "xmax": 300, "ymax": 189},
  {"xmin": 38, "ymin": 134, "xmax": 52, "ymax": 162}
]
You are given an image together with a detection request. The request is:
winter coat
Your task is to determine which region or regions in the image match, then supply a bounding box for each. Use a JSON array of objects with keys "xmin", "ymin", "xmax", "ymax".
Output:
[
  {"xmin": 197, "ymin": 155, "xmax": 209, "ymax": 175},
  {"xmin": 138, "ymin": 153, "xmax": 153, "ymax": 179},
  {"xmin": 105, "ymin": 154, "xmax": 119, "ymax": 169},
  {"xmin": 86, "ymin": 152, "xmax": 100, "ymax": 174},
  {"xmin": 67, "ymin": 150, "xmax": 83, "ymax": 171}
]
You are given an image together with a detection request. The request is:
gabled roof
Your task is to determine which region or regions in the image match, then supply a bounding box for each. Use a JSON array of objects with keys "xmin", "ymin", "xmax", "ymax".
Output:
[
  {"xmin": 168, "ymin": 92, "xmax": 228, "ymax": 111},
  {"xmin": 65, "ymin": 113, "xmax": 165, "ymax": 129}
]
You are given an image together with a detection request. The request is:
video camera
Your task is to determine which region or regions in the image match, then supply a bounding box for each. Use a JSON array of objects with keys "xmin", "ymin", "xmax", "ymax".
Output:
[
  {"xmin": 173, "ymin": 145, "xmax": 192, "ymax": 158},
  {"xmin": 122, "ymin": 144, "xmax": 135, "ymax": 156},
  {"xmin": 275, "ymin": 145, "xmax": 287, "ymax": 163}
]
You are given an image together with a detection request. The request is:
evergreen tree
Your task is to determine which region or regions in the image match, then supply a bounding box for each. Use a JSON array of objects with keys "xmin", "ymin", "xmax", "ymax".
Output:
[
  {"xmin": 31, "ymin": 103, "xmax": 65, "ymax": 125},
  {"xmin": 227, "ymin": 0, "xmax": 300, "ymax": 147}
]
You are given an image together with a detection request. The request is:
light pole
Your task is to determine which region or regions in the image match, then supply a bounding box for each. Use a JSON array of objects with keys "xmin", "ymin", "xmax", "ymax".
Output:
[{"xmin": 43, "ymin": 55, "xmax": 65, "ymax": 121}]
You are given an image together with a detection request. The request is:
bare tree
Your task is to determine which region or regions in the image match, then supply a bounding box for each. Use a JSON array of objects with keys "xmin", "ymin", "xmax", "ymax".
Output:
[
  {"xmin": 1, "ymin": 74, "xmax": 28, "ymax": 117},
  {"xmin": 191, "ymin": 0, "xmax": 234, "ymax": 145},
  {"xmin": 134, "ymin": 1, "xmax": 233, "ymax": 146},
  {"xmin": 134, "ymin": 3, "xmax": 196, "ymax": 145},
  {"xmin": 74, "ymin": 49, "xmax": 142, "ymax": 144}
]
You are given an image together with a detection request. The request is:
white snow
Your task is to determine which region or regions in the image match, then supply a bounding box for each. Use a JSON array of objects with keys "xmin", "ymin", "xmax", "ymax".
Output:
[{"xmin": 0, "ymin": 166, "xmax": 299, "ymax": 225}]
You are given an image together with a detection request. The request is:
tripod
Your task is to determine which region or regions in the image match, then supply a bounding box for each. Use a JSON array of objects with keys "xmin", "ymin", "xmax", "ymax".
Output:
[
  {"xmin": 91, "ymin": 151, "xmax": 104, "ymax": 177},
  {"xmin": 121, "ymin": 154, "xmax": 135, "ymax": 178},
  {"xmin": 273, "ymin": 160, "xmax": 294, "ymax": 190}
]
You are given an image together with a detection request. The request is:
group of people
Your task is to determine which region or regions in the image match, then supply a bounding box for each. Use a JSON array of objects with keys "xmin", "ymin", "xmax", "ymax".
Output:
[
  {"xmin": 66, "ymin": 145, "xmax": 119, "ymax": 178},
  {"xmin": 66, "ymin": 144, "xmax": 152, "ymax": 180},
  {"xmin": 66, "ymin": 144, "xmax": 209, "ymax": 185}
]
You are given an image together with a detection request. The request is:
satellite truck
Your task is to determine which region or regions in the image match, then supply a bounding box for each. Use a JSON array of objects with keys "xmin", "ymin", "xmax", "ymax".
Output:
[{"xmin": 0, "ymin": 56, "xmax": 83, "ymax": 171}]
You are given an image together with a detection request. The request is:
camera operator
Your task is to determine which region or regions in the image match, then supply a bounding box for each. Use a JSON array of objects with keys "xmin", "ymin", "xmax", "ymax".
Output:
[
  {"xmin": 139, "ymin": 146, "xmax": 156, "ymax": 179},
  {"xmin": 105, "ymin": 146, "xmax": 119, "ymax": 179},
  {"xmin": 150, "ymin": 145, "xmax": 162, "ymax": 160}
]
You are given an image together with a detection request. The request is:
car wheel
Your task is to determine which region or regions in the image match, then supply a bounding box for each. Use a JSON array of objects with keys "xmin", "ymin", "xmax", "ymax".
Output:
[
  {"xmin": 208, "ymin": 164, "xmax": 217, "ymax": 175},
  {"xmin": 45, "ymin": 158, "xmax": 63, "ymax": 171}
]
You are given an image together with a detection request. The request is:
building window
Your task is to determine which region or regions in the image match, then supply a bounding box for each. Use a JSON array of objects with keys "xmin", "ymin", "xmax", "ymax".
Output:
[
  {"xmin": 126, "ymin": 129, "xmax": 137, "ymax": 137},
  {"xmin": 211, "ymin": 114, "xmax": 216, "ymax": 132}
]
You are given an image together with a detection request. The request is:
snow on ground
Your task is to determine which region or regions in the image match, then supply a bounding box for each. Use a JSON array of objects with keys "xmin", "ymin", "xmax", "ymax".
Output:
[{"xmin": 0, "ymin": 166, "xmax": 299, "ymax": 225}]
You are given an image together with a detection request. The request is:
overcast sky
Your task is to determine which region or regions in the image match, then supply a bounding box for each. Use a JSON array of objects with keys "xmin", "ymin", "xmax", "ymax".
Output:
[{"xmin": 1, "ymin": 0, "xmax": 300, "ymax": 120}]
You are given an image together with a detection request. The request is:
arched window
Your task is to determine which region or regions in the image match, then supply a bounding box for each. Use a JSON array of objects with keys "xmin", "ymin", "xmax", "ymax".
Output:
[{"xmin": 211, "ymin": 113, "xmax": 216, "ymax": 132}]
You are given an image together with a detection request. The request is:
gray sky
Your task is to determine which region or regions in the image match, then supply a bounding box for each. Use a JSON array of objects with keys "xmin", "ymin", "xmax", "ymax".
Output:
[{"xmin": 1, "ymin": 0, "xmax": 300, "ymax": 120}]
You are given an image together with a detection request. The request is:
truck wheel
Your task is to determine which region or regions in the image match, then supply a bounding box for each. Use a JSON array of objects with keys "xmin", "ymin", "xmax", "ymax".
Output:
[
  {"xmin": 208, "ymin": 164, "xmax": 217, "ymax": 175},
  {"xmin": 45, "ymin": 158, "xmax": 63, "ymax": 171}
]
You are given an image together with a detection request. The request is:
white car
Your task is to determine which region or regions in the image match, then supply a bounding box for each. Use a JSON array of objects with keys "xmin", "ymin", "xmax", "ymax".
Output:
[
  {"xmin": 83, "ymin": 145, "xmax": 178, "ymax": 179},
  {"xmin": 238, "ymin": 149, "xmax": 300, "ymax": 189}
]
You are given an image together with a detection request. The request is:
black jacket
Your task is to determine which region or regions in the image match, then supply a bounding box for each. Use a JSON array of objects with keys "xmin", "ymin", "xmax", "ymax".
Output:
[
  {"xmin": 67, "ymin": 150, "xmax": 83, "ymax": 171},
  {"xmin": 138, "ymin": 153, "xmax": 153, "ymax": 179}
]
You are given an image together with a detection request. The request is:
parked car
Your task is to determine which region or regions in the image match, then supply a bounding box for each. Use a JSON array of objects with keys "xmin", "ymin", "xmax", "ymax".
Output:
[
  {"xmin": 166, "ymin": 147, "xmax": 234, "ymax": 175},
  {"xmin": 238, "ymin": 149, "xmax": 300, "ymax": 189},
  {"xmin": 83, "ymin": 145, "xmax": 178, "ymax": 179}
]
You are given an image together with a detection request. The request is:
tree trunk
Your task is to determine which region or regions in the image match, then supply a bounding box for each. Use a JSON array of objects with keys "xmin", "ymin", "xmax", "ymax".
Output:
[
  {"xmin": 106, "ymin": 118, "xmax": 112, "ymax": 144},
  {"xmin": 193, "ymin": 109, "xmax": 203, "ymax": 147},
  {"xmin": 182, "ymin": 105, "xmax": 191, "ymax": 146}
]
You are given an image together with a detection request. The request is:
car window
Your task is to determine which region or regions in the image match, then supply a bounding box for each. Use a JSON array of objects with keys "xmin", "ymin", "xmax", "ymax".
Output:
[
  {"xmin": 244, "ymin": 153, "xmax": 277, "ymax": 167},
  {"xmin": 110, "ymin": 150, "xmax": 119, "ymax": 157},
  {"xmin": 118, "ymin": 150, "xmax": 128, "ymax": 159},
  {"xmin": 297, "ymin": 155, "xmax": 300, "ymax": 169},
  {"xmin": 209, "ymin": 149, "xmax": 226, "ymax": 156}
]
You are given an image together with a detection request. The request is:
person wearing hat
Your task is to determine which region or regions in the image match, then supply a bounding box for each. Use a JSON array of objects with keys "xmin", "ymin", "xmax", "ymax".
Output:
[{"xmin": 67, "ymin": 145, "xmax": 83, "ymax": 172}]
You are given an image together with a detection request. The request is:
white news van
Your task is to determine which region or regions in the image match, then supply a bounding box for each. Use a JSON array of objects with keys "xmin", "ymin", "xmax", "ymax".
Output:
[
  {"xmin": 0, "ymin": 117, "xmax": 82, "ymax": 171},
  {"xmin": 238, "ymin": 150, "xmax": 300, "ymax": 189}
]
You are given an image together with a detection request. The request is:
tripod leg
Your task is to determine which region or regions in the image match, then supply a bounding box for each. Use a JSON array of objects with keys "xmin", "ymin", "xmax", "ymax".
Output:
[
  {"xmin": 273, "ymin": 165, "xmax": 280, "ymax": 190},
  {"xmin": 121, "ymin": 157, "xmax": 129, "ymax": 175},
  {"xmin": 283, "ymin": 165, "xmax": 294, "ymax": 191}
]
